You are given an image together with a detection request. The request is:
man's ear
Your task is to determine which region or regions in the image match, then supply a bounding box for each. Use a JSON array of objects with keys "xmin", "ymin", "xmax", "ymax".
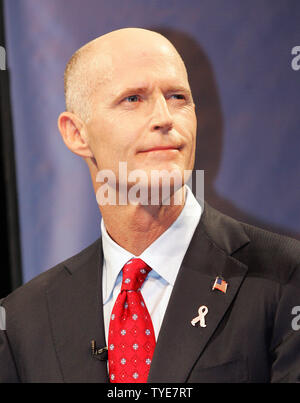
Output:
[{"xmin": 57, "ymin": 111, "xmax": 94, "ymax": 158}]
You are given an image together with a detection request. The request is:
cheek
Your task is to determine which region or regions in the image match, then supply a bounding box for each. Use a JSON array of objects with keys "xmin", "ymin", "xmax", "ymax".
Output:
[
  {"xmin": 87, "ymin": 123, "xmax": 134, "ymax": 170},
  {"xmin": 179, "ymin": 114, "xmax": 197, "ymax": 168},
  {"xmin": 177, "ymin": 110, "xmax": 197, "ymax": 144},
  {"xmin": 185, "ymin": 108, "xmax": 197, "ymax": 133}
]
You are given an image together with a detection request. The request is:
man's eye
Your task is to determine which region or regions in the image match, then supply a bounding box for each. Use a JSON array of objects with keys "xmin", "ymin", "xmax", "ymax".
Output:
[
  {"xmin": 171, "ymin": 94, "xmax": 185, "ymax": 100},
  {"xmin": 125, "ymin": 95, "xmax": 140, "ymax": 102}
]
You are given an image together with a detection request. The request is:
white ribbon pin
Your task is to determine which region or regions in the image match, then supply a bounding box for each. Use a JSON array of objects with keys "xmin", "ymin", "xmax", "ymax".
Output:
[{"xmin": 191, "ymin": 305, "xmax": 208, "ymax": 327}]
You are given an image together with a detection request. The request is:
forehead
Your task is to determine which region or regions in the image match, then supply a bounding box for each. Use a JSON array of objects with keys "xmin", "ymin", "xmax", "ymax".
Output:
[{"xmin": 89, "ymin": 41, "xmax": 189, "ymax": 95}]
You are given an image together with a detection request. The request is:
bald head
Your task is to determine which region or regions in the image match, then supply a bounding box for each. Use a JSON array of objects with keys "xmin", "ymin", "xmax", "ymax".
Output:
[{"xmin": 64, "ymin": 28, "xmax": 187, "ymax": 122}]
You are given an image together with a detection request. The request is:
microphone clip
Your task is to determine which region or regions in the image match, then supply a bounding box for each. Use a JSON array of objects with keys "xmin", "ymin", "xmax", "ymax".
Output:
[{"xmin": 91, "ymin": 340, "xmax": 108, "ymax": 361}]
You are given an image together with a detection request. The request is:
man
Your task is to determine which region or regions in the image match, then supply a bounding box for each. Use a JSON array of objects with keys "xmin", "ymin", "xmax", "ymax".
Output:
[{"xmin": 0, "ymin": 28, "xmax": 300, "ymax": 383}]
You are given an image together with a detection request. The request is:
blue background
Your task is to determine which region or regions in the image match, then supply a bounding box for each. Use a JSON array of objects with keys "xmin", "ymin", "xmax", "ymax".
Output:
[{"xmin": 4, "ymin": 0, "xmax": 300, "ymax": 283}]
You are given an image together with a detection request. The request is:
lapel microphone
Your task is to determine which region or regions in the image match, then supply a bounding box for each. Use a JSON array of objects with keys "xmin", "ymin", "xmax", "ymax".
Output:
[{"xmin": 91, "ymin": 340, "xmax": 108, "ymax": 361}]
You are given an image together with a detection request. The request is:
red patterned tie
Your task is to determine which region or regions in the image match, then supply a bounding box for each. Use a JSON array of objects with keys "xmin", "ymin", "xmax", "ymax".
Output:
[{"xmin": 108, "ymin": 258, "xmax": 156, "ymax": 383}]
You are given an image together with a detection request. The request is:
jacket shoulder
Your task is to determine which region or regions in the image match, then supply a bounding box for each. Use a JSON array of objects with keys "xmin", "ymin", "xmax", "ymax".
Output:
[
  {"xmin": 241, "ymin": 221, "xmax": 300, "ymax": 282},
  {"xmin": 202, "ymin": 203, "xmax": 300, "ymax": 284},
  {"xmin": 1, "ymin": 238, "xmax": 101, "ymax": 311}
]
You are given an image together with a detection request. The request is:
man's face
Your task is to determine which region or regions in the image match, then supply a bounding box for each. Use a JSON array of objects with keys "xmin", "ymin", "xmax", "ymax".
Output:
[{"xmin": 85, "ymin": 39, "xmax": 197, "ymax": 194}]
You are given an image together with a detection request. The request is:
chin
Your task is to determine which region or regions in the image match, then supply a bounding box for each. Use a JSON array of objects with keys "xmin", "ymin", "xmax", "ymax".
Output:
[{"xmin": 127, "ymin": 168, "xmax": 185, "ymax": 206}]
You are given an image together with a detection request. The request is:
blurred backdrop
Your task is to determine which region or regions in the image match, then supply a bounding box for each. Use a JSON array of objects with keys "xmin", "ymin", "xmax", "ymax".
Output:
[{"xmin": 2, "ymin": 0, "xmax": 300, "ymax": 285}]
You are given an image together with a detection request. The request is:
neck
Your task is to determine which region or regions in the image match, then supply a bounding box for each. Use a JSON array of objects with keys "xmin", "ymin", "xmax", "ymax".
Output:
[{"xmin": 100, "ymin": 186, "xmax": 186, "ymax": 256}]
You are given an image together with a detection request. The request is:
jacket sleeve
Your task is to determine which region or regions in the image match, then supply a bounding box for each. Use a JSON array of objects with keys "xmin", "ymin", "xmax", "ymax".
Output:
[
  {"xmin": 0, "ymin": 299, "xmax": 20, "ymax": 383},
  {"xmin": 270, "ymin": 264, "xmax": 300, "ymax": 383}
]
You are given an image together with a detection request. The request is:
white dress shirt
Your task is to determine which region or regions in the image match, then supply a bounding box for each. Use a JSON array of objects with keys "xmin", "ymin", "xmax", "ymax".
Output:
[{"xmin": 101, "ymin": 185, "xmax": 202, "ymax": 344}]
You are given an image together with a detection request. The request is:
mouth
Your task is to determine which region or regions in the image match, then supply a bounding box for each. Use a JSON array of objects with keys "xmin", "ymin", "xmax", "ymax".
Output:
[{"xmin": 139, "ymin": 145, "xmax": 182, "ymax": 153}]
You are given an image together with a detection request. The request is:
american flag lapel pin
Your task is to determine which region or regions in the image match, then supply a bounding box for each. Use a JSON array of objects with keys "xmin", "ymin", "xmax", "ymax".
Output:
[{"xmin": 212, "ymin": 276, "xmax": 228, "ymax": 293}]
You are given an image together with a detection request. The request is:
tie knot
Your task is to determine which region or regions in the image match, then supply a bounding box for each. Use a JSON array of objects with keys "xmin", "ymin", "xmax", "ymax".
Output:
[{"xmin": 121, "ymin": 258, "xmax": 151, "ymax": 291}]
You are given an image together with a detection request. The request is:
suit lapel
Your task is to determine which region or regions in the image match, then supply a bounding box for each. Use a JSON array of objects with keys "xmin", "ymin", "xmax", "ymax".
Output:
[
  {"xmin": 45, "ymin": 239, "xmax": 109, "ymax": 383},
  {"xmin": 148, "ymin": 203, "xmax": 250, "ymax": 382}
]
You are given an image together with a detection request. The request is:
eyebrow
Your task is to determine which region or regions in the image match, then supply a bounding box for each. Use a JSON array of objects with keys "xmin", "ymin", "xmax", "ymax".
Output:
[
  {"xmin": 114, "ymin": 84, "xmax": 191, "ymax": 101},
  {"xmin": 114, "ymin": 86, "xmax": 150, "ymax": 100}
]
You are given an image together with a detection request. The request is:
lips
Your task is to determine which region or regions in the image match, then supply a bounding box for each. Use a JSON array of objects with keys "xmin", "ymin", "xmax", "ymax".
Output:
[{"xmin": 139, "ymin": 145, "xmax": 181, "ymax": 153}]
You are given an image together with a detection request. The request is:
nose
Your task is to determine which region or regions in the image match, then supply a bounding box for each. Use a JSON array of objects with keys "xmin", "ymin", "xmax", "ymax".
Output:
[{"xmin": 150, "ymin": 96, "xmax": 173, "ymax": 133}]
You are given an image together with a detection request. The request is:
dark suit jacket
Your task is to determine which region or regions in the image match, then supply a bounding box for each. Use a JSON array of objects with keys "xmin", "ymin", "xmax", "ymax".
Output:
[{"xmin": 1, "ymin": 203, "xmax": 300, "ymax": 383}]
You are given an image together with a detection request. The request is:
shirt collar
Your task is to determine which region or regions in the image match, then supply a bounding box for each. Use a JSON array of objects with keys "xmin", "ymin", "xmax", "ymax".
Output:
[{"xmin": 101, "ymin": 185, "xmax": 202, "ymax": 303}]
